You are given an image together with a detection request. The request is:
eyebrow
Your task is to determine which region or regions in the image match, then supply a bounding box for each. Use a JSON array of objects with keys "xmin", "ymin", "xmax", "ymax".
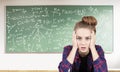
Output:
[{"xmin": 76, "ymin": 36, "xmax": 91, "ymax": 38}]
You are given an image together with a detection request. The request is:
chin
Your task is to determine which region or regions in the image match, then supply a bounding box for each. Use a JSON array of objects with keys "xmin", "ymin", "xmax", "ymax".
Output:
[
  {"xmin": 79, "ymin": 47, "xmax": 89, "ymax": 53},
  {"xmin": 80, "ymin": 50, "xmax": 88, "ymax": 53}
]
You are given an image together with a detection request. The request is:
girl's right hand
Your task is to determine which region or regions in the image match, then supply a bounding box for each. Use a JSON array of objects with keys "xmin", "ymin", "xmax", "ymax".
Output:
[
  {"xmin": 67, "ymin": 31, "xmax": 79, "ymax": 64},
  {"xmin": 72, "ymin": 31, "xmax": 78, "ymax": 49}
]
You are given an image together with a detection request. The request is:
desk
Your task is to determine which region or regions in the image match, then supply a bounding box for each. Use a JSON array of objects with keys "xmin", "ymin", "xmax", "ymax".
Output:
[{"xmin": 0, "ymin": 70, "xmax": 119, "ymax": 72}]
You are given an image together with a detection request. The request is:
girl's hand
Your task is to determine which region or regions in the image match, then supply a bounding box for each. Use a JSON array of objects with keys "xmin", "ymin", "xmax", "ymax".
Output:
[
  {"xmin": 90, "ymin": 31, "xmax": 96, "ymax": 49},
  {"xmin": 90, "ymin": 31, "xmax": 99, "ymax": 61},
  {"xmin": 67, "ymin": 31, "xmax": 78, "ymax": 64},
  {"xmin": 72, "ymin": 31, "xmax": 78, "ymax": 49}
]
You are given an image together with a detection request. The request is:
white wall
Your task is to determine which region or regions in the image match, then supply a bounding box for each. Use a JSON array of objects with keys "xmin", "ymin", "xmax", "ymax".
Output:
[{"xmin": 0, "ymin": 0, "xmax": 120, "ymax": 70}]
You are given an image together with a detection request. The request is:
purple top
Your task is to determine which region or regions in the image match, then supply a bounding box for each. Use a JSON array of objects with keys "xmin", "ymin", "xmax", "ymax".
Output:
[{"xmin": 58, "ymin": 45, "xmax": 108, "ymax": 72}]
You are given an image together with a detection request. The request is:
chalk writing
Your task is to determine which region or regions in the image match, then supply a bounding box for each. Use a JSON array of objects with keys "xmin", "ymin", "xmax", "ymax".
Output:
[{"xmin": 6, "ymin": 6, "xmax": 113, "ymax": 53}]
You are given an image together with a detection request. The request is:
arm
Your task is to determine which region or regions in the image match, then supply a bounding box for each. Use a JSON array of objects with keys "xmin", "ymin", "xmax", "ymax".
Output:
[
  {"xmin": 58, "ymin": 46, "xmax": 73, "ymax": 72},
  {"xmin": 67, "ymin": 31, "xmax": 78, "ymax": 64},
  {"xmin": 58, "ymin": 31, "xmax": 78, "ymax": 72},
  {"xmin": 90, "ymin": 31, "xmax": 99, "ymax": 61},
  {"xmin": 90, "ymin": 31, "xmax": 108, "ymax": 72},
  {"xmin": 93, "ymin": 46, "xmax": 108, "ymax": 72}
]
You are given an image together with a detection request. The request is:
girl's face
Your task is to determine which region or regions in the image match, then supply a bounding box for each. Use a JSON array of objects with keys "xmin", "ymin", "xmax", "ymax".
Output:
[{"xmin": 76, "ymin": 28, "xmax": 91, "ymax": 55}]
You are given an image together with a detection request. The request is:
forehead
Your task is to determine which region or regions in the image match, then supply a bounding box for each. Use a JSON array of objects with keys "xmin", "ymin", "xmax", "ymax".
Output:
[{"xmin": 76, "ymin": 28, "xmax": 91, "ymax": 37}]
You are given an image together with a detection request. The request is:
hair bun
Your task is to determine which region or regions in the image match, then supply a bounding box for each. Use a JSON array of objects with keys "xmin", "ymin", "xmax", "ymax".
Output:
[{"xmin": 82, "ymin": 16, "xmax": 97, "ymax": 26}]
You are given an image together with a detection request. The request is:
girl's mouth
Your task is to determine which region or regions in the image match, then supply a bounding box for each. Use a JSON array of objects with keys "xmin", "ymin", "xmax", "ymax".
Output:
[{"xmin": 80, "ymin": 47, "xmax": 86, "ymax": 51}]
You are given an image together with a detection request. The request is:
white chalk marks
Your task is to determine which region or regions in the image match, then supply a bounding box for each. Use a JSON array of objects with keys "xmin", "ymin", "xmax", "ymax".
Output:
[{"xmin": 6, "ymin": 6, "xmax": 113, "ymax": 53}]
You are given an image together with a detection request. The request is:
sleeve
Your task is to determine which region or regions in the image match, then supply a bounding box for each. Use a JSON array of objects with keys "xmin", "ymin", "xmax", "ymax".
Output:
[
  {"xmin": 93, "ymin": 45, "xmax": 108, "ymax": 72},
  {"xmin": 58, "ymin": 45, "xmax": 73, "ymax": 72}
]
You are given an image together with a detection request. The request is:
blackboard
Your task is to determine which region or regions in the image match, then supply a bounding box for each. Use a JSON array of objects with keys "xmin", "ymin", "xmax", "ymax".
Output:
[{"xmin": 6, "ymin": 5, "xmax": 113, "ymax": 53}]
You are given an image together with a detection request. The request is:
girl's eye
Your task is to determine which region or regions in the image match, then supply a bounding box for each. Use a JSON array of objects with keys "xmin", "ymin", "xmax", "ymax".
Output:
[
  {"xmin": 76, "ymin": 37, "xmax": 81, "ymax": 40},
  {"xmin": 86, "ymin": 37, "xmax": 91, "ymax": 40}
]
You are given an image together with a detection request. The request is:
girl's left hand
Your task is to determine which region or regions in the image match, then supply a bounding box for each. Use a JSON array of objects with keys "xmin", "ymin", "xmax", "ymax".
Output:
[
  {"xmin": 90, "ymin": 31, "xmax": 99, "ymax": 61},
  {"xmin": 90, "ymin": 31, "xmax": 96, "ymax": 49}
]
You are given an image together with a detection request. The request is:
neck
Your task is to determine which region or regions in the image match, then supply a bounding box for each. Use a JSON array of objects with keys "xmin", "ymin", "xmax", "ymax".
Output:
[{"xmin": 79, "ymin": 50, "xmax": 89, "ymax": 57}]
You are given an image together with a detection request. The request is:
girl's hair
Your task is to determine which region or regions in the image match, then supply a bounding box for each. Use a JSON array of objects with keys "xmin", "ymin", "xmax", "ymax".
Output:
[{"xmin": 74, "ymin": 16, "xmax": 97, "ymax": 33}]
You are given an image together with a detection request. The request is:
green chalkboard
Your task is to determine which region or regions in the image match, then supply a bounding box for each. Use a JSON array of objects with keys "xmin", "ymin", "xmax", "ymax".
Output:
[{"xmin": 6, "ymin": 5, "xmax": 113, "ymax": 53}]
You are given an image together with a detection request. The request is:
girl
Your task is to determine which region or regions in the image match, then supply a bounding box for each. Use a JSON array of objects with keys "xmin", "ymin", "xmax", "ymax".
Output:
[{"xmin": 58, "ymin": 16, "xmax": 108, "ymax": 72}]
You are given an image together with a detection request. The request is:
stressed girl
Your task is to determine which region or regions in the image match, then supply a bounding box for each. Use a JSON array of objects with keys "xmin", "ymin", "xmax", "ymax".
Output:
[{"xmin": 58, "ymin": 16, "xmax": 108, "ymax": 72}]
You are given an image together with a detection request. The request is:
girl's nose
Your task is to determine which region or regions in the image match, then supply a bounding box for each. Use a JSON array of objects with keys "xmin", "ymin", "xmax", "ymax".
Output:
[{"xmin": 81, "ymin": 40, "xmax": 86, "ymax": 45}]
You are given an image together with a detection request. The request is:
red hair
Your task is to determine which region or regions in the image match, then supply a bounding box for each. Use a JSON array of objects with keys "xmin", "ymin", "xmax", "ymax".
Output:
[{"xmin": 74, "ymin": 16, "xmax": 97, "ymax": 33}]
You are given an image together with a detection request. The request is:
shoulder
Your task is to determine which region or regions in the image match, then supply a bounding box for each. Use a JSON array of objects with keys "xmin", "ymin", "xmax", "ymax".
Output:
[
  {"xmin": 95, "ymin": 45, "xmax": 105, "ymax": 54},
  {"xmin": 64, "ymin": 45, "xmax": 72, "ymax": 50},
  {"xmin": 64, "ymin": 45, "xmax": 72, "ymax": 49},
  {"xmin": 63, "ymin": 45, "xmax": 73, "ymax": 53}
]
